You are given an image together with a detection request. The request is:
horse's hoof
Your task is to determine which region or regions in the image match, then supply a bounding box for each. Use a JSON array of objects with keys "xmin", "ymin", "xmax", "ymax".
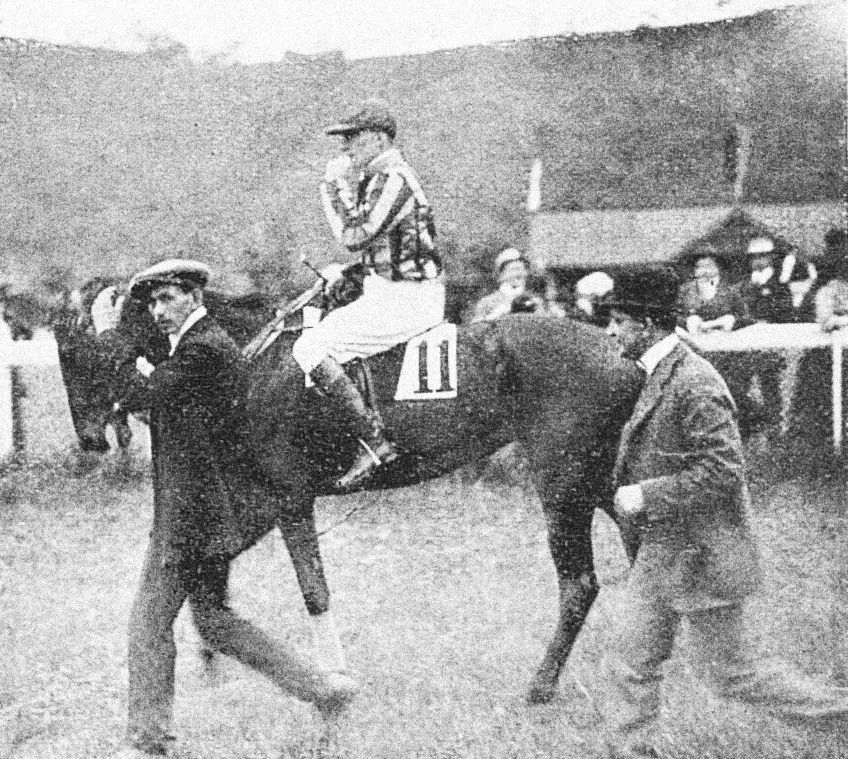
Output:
[
  {"xmin": 526, "ymin": 681, "xmax": 556, "ymax": 705},
  {"xmin": 121, "ymin": 731, "xmax": 175, "ymax": 757},
  {"xmin": 314, "ymin": 672, "xmax": 359, "ymax": 719}
]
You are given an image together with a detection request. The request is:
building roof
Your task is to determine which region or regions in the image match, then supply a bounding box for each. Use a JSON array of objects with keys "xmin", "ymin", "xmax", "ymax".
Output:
[{"xmin": 531, "ymin": 201, "xmax": 846, "ymax": 270}]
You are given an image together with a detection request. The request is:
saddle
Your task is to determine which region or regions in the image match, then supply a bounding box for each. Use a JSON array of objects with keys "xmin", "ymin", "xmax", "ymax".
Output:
[{"xmin": 244, "ymin": 268, "xmax": 458, "ymax": 407}]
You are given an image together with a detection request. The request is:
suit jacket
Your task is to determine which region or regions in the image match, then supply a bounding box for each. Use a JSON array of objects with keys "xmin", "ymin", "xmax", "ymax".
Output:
[
  {"xmin": 113, "ymin": 315, "xmax": 252, "ymax": 566},
  {"xmin": 613, "ymin": 342, "xmax": 762, "ymax": 613}
]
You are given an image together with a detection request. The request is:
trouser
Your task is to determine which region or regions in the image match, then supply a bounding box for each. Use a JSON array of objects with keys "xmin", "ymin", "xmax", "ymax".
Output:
[
  {"xmin": 604, "ymin": 597, "xmax": 848, "ymax": 757},
  {"xmin": 292, "ymin": 274, "xmax": 445, "ymax": 373},
  {"xmin": 127, "ymin": 533, "xmax": 331, "ymax": 751}
]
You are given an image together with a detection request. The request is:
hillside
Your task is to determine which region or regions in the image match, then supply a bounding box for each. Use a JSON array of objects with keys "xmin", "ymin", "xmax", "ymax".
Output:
[{"xmin": 0, "ymin": 2, "xmax": 843, "ymax": 297}]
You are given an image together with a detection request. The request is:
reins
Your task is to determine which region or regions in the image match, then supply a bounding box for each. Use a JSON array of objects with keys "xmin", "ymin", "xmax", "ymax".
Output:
[{"xmin": 241, "ymin": 279, "xmax": 324, "ymax": 362}]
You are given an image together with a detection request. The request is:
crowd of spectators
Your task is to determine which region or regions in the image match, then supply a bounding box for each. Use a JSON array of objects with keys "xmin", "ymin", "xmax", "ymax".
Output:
[{"xmin": 469, "ymin": 227, "xmax": 848, "ymax": 448}]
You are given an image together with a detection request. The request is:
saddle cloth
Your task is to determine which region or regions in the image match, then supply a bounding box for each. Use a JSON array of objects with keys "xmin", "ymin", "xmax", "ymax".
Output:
[{"xmin": 305, "ymin": 322, "xmax": 458, "ymax": 401}]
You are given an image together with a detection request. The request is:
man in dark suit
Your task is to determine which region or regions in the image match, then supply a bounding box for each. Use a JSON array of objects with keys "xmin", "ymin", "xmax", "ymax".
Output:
[
  {"xmin": 92, "ymin": 260, "xmax": 356, "ymax": 757},
  {"xmin": 601, "ymin": 267, "xmax": 848, "ymax": 759}
]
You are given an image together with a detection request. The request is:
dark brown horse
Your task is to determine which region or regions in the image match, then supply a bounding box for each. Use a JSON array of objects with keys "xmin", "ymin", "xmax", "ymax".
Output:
[{"xmin": 53, "ymin": 285, "xmax": 642, "ymax": 712}]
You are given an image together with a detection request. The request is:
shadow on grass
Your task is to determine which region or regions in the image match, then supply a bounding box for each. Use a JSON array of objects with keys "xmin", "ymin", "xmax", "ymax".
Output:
[{"xmin": 0, "ymin": 448, "xmax": 149, "ymax": 509}]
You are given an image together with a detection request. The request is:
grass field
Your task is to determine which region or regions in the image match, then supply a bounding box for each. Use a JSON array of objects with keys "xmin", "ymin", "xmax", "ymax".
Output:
[{"xmin": 1, "ymin": 438, "xmax": 848, "ymax": 759}]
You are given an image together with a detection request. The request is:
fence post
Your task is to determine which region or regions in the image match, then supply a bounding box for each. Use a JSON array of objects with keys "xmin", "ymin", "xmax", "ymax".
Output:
[
  {"xmin": 0, "ymin": 316, "xmax": 14, "ymax": 461},
  {"xmin": 833, "ymin": 336, "xmax": 843, "ymax": 456}
]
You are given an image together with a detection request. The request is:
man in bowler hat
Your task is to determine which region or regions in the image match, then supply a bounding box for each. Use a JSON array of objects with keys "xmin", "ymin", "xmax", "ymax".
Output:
[{"xmin": 601, "ymin": 267, "xmax": 848, "ymax": 758}]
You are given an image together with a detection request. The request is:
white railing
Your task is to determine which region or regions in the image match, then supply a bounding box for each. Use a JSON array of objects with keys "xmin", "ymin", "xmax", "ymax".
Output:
[
  {"xmin": 0, "ymin": 333, "xmax": 60, "ymax": 460},
  {"xmin": 689, "ymin": 323, "xmax": 848, "ymax": 453},
  {"xmin": 1, "ymin": 325, "xmax": 847, "ymax": 459}
]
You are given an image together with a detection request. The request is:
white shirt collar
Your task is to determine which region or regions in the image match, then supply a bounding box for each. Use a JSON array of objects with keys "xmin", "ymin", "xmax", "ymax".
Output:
[
  {"xmin": 638, "ymin": 333, "xmax": 680, "ymax": 377},
  {"xmin": 168, "ymin": 305, "xmax": 207, "ymax": 355}
]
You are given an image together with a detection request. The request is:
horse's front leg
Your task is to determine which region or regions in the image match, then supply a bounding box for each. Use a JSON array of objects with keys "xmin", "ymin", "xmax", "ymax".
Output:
[
  {"xmin": 187, "ymin": 560, "xmax": 357, "ymax": 712},
  {"xmin": 252, "ymin": 440, "xmax": 346, "ymax": 674},
  {"xmin": 527, "ymin": 486, "xmax": 599, "ymax": 705},
  {"xmin": 277, "ymin": 493, "xmax": 348, "ymax": 675}
]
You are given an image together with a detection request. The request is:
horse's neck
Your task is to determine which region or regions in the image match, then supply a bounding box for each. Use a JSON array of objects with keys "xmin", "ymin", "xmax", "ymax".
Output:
[{"xmin": 204, "ymin": 290, "xmax": 276, "ymax": 349}]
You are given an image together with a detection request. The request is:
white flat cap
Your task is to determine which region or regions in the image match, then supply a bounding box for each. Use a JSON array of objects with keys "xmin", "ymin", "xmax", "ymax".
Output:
[{"xmin": 129, "ymin": 259, "xmax": 211, "ymax": 299}]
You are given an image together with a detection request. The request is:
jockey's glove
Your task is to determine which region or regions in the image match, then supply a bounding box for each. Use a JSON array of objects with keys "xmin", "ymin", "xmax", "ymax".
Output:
[
  {"xmin": 323, "ymin": 154, "xmax": 353, "ymax": 184},
  {"xmin": 320, "ymin": 263, "xmax": 347, "ymax": 291}
]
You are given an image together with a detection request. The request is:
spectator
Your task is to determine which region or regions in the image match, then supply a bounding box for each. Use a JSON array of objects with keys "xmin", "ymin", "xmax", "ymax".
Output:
[
  {"xmin": 471, "ymin": 248, "xmax": 542, "ymax": 322},
  {"xmin": 677, "ymin": 254, "xmax": 752, "ymax": 427},
  {"xmin": 783, "ymin": 250, "xmax": 819, "ymax": 323},
  {"xmin": 787, "ymin": 227, "xmax": 848, "ymax": 470},
  {"xmin": 541, "ymin": 273, "xmax": 567, "ymax": 317},
  {"xmin": 570, "ymin": 271, "xmax": 614, "ymax": 327},
  {"xmin": 734, "ymin": 237, "xmax": 794, "ymax": 436},
  {"xmin": 601, "ymin": 266, "xmax": 848, "ymax": 759},
  {"xmin": 815, "ymin": 256, "xmax": 848, "ymax": 333},
  {"xmin": 740, "ymin": 237, "xmax": 794, "ymax": 324},
  {"xmin": 677, "ymin": 253, "xmax": 745, "ymax": 334}
]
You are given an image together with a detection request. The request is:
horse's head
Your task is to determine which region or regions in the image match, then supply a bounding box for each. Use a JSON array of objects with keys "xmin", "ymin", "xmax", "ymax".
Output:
[
  {"xmin": 53, "ymin": 280, "xmax": 279, "ymax": 453},
  {"xmin": 52, "ymin": 277, "xmax": 150, "ymax": 453}
]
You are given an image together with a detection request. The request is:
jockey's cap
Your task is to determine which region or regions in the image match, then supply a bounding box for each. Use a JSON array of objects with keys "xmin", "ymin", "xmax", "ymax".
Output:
[
  {"xmin": 602, "ymin": 267, "xmax": 680, "ymax": 320},
  {"xmin": 325, "ymin": 100, "xmax": 397, "ymax": 139},
  {"xmin": 129, "ymin": 259, "xmax": 211, "ymax": 300},
  {"xmin": 495, "ymin": 247, "xmax": 526, "ymax": 272}
]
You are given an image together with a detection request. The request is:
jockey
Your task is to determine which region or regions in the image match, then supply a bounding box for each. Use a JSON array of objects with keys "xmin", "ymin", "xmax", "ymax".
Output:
[{"xmin": 292, "ymin": 100, "xmax": 445, "ymax": 490}]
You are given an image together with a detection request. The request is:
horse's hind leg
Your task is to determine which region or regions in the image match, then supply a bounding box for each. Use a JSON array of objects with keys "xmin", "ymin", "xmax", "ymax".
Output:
[
  {"xmin": 527, "ymin": 486, "xmax": 599, "ymax": 705},
  {"xmin": 277, "ymin": 494, "xmax": 348, "ymax": 674}
]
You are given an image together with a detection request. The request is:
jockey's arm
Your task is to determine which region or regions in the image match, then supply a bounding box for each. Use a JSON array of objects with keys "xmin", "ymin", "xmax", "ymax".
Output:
[
  {"xmin": 322, "ymin": 167, "xmax": 413, "ymax": 255},
  {"xmin": 319, "ymin": 180, "xmax": 354, "ymax": 246},
  {"xmin": 319, "ymin": 154, "xmax": 359, "ymax": 246}
]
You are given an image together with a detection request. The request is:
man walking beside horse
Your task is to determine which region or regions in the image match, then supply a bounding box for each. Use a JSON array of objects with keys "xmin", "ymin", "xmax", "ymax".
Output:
[
  {"xmin": 91, "ymin": 260, "xmax": 357, "ymax": 757},
  {"xmin": 602, "ymin": 267, "xmax": 848, "ymax": 759}
]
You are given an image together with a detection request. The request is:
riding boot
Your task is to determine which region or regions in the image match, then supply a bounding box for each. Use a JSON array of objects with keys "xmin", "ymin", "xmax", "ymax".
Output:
[{"xmin": 310, "ymin": 357, "xmax": 398, "ymax": 491}]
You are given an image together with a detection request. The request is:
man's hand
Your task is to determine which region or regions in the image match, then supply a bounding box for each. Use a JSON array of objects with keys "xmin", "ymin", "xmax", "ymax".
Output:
[
  {"xmin": 323, "ymin": 154, "xmax": 354, "ymax": 184},
  {"xmin": 614, "ymin": 484, "xmax": 645, "ymax": 519},
  {"xmin": 136, "ymin": 356, "xmax": 155, "ymax": 378},
  {"xmin": 685, "ymin": 315, "xmax": 704, "ymax": 334},
  {"xmin": 91, "ymin": 286, "xmax": 125, "ymax": 334},
  {"xmin": 319, "ymin": 263, "xmax": 347, "ymax": 292},
  {"xmin": 822, "ymin": 314, "xmax": 848, "ymax": 332}
]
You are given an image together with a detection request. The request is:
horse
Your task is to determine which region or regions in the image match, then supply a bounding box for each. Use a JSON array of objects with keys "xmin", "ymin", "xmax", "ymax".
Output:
[
  {"xmin": 52, "ymin": 279, "xmax": 643, "ymax": 723},
  {"xmin": 53, "ymin": 278, "xmax": 275, "ymax": 453}
]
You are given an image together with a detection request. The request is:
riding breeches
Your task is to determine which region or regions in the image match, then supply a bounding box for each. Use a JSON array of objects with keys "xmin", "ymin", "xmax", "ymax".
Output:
[{"xmin": 292, "ymin": 274, "xmax": 445, "ymax": 373}]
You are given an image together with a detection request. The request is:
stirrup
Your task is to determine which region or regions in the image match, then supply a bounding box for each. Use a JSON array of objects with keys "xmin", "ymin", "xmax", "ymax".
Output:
[{"xmin": 334, "ymin": 438, "xmax": 398, "ymax": 491}]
